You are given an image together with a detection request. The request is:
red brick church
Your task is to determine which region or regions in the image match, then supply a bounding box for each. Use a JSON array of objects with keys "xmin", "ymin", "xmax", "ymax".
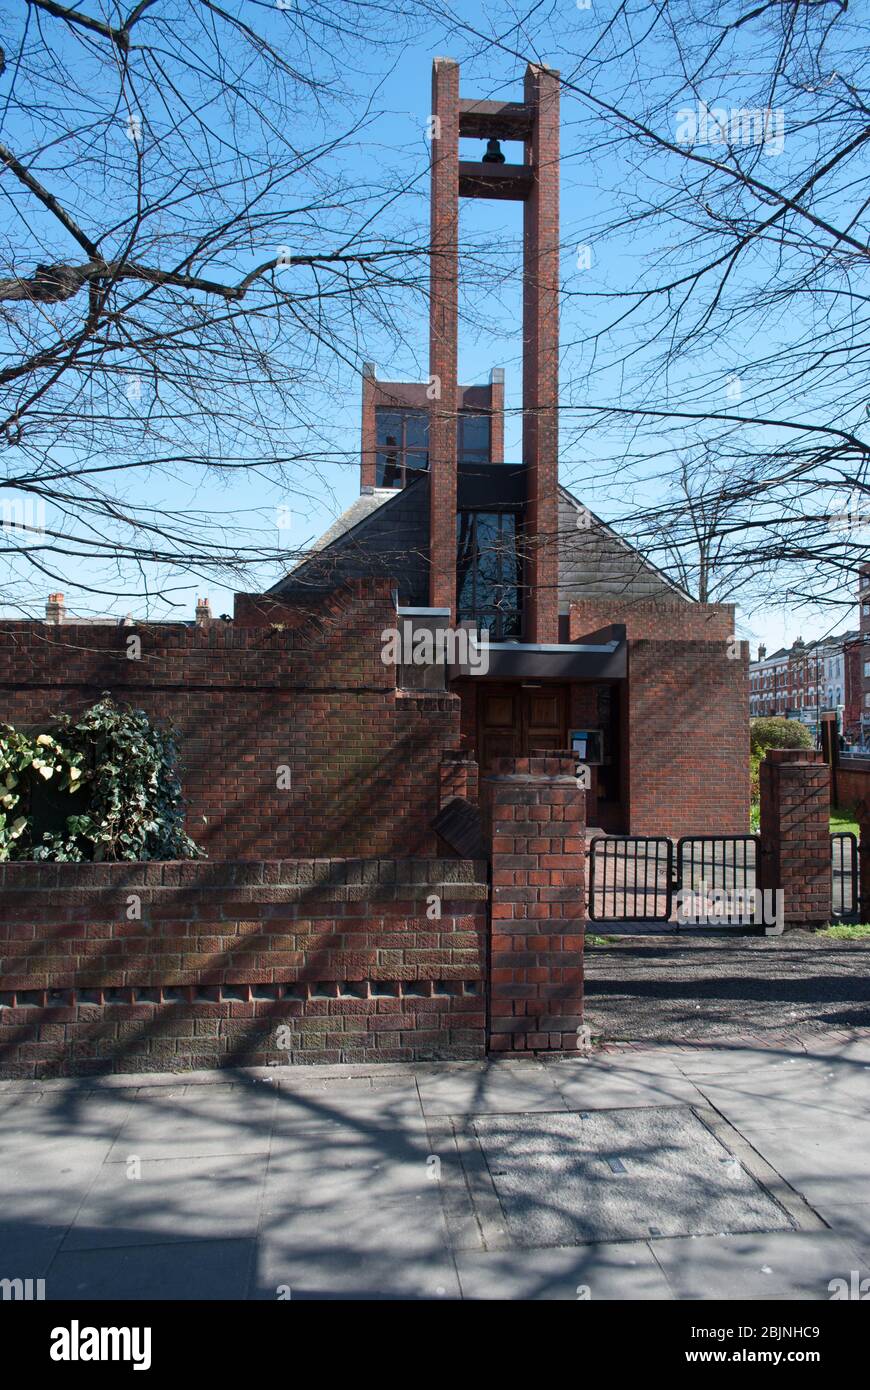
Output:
[
  {"xmin": 266, "ymin": 58, "xmax": 749, "ymax": 840},
  {"xmin": 0, "ymin": 58, "xmax": 749, "ymax": 859},
  {"xmin": 0, "ymin": 58, "xmax": 757, "ymax": 1076}
]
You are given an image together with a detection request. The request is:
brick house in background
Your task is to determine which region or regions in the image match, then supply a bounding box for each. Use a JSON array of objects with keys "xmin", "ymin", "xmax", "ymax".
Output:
[{"xmin": 749, "ymin": 562, "xmax": 867, "ymax": 741}]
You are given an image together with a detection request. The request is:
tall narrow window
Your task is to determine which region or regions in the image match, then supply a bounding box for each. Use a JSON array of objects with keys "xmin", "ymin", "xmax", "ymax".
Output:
[
  {"xmin": 456, "ymin": 510, "xmax": 522, "ymax": 640},
  {"xmin": 376, "ymin": 408, "xmax": 429, "ymax": 488},
  {"xmin": 458, "ymin": 412, "xmax": 491, "ymax": 464}
]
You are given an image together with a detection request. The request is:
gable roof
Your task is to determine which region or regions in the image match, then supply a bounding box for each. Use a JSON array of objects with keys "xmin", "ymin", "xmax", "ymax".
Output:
[
  {"xmin": 270, "ymin": 476, "xmax": 430, "ymax": 601},
  {"xmin": 557, "ymin": 485, "xmax": 693, "ymax": 606},
  {"xmin": 271, "ymin": 472, "xmax": 692, "ymax": 609}
]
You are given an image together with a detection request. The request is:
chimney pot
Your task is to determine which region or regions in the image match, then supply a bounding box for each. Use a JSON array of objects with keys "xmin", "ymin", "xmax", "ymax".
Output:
[{"xmin": 45, "ymin": 593, "xmax": 66, "ymax": 623}]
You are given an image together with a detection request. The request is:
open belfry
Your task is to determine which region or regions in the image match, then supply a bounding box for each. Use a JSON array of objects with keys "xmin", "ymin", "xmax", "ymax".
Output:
[{"xmin": 427, "ymin": 59, "xmax": 561, "ymax": 641}]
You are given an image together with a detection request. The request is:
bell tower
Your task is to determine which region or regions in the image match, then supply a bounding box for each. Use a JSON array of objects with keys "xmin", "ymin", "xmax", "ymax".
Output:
[{"xmin": 428, "ymin": 57, "xmax": 561, "ymax": 643}]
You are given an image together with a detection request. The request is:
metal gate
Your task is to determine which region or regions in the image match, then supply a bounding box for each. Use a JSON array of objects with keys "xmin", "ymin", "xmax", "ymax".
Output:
[
  {"xmin": 588, "ymin": 836, "xmax": 672, "ymax": 921},
  {"xmin": 831, "ymin": 832, "xmax": 858, "ymax": 919},
  {"xmin": 588, "ymin": 834, "xmax": 759, "ymax": 924}
]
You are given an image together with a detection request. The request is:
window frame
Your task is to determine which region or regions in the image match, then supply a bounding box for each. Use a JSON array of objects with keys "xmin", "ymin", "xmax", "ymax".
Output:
[
  {"xmin": 457, "ymin": 410, "xmax": 492, "ymax": 465},
  {"xmin": 375, "ymin": 407, "xmax": 430, "ymax": 488},
  {"xmin": 456, "ymin": 507, "xmax": 523, "ymax": 641}
]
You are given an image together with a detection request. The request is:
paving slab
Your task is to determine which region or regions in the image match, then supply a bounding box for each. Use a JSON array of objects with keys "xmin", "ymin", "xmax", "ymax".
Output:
[
  {"xmin": 456, "ymin": 1241, "xmax": 673, "ymax": 1300},
  {"xmin": 725, "ymin": 1123, "xmax": 870, "ymax": 1207},
  {"xmin": 263, "ymin": 1129, "xmax": 438, "ymax": 1204},
  {"xmin": 46, "ymin": 1237, "xmax": 256, "ymax": 1300},
  {"xmin": 416, "ymin": 1062, "xmax": 567, "ymax": 1116},
  {"xmin": 269, "ymin": 1080, "xmax": 423, "ymax": 1134},
  {"xmin": 0, "ymin": 1223, "xmax": 71, "ymax": 1279},
  {"xmin": 805, "ymin": 1200, "xmax": 870, "ymax": 1262},
  {"xmin": 650, "ymin": 1230, "xmax": 869, "ymax": 1300},
  {"xmin": 470, "ymin": 1107, "xmax": 791, "ymax": 1246},
  {"xmin": 253, "ymin": 1194, "xmax": 459, "ymax": 1300},
  {"xmin": 104, "ymin": 1087, "xmax": 276, "ymax": 1160},
  {"xmin": 549, "ymin": 1060, "xmax": 703, "ymax": 1110},
  {"xmin": 695, "ymin": 1079, "xmax": 870, "ymax": 1129},
  {"xmin": 62, "ymin": 1153, "xmax": 269, "ymax": 1251}
]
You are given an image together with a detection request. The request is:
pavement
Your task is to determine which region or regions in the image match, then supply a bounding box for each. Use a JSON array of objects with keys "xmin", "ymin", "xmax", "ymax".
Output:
[
  {"xmin": 2, "ymin": 1031, "xmax": 870, "ymax": 1300},
  {"xmin": 584, "ymin": 932, "xmax": 870, "ymax": 1041}
]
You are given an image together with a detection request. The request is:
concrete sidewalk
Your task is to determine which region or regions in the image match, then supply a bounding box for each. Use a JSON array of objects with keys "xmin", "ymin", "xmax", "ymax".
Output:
[{"xmin": 1, "ymin": 1034, "xmax": 869, "ymax": 1300}]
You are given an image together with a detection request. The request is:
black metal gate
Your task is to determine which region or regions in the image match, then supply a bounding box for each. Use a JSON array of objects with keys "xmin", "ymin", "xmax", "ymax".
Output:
[
  {"xmin": 588, "ymin": 836, "xmax": 672, "ymax": 921},
  {"xmin": 831, "ymin": 832, "xmax": 858, "ymax": 919},
  {"xmin": 588, "ymin": 833, "xmax": 759, "ymax": 924},
  {"xmin": 589, "ymin": 831, "xmax": 863, "ymax": 924}
]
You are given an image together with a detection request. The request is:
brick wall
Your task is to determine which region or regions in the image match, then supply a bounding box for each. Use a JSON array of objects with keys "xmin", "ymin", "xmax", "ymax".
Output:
[
  {"xmin": 836, "ymin": 756, "xmax": 870, "ymax": 809},
  {"xmin": 569, "ymin": 600, "xmax": 748, "ymax": 837},
  {"xmin": 484, "ymin": 753, "xmax": 585, "ymax": 1052},
  {"xmin": 626, "ymin": 640, "xmax": 749, "ymax": 837},
  {"xmin": 0, "ymin": 858, "xmax": 487, "ymax": 1077},
  {"xmin": 759, "ymin": 749, "xmax": 831, "ymax": 927},
  {"xmin": 570, "ymin": 598, "xmax": 734, "ymax": 642},
  {"xmin": 0, "ymin": 578, "xmax": 460, "ymax": 859}
]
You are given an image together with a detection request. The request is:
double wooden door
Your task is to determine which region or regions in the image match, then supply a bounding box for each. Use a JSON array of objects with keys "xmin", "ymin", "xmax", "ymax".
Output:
[{"xmin": 477, "ymin": 683, "xmax": 567, "ymax": 770}]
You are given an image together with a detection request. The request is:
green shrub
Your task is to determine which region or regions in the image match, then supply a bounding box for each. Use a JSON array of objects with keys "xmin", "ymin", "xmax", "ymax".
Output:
[
  {"xmin": 0, "ymin": 695, "xmax": 203, "ymax": 862},
  {"xmin": 750, "ymin": 717, "xmax": 814, "ymax": 758},
  {"xmin": 750, "ymin": 717, "xmax": 815, "ymax": 800}
]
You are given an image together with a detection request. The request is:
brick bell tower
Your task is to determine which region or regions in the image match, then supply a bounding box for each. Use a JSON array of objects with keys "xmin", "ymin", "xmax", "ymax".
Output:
[{"xmin": 428, "ymin": 57, "xmax": 561, "ymax": 643}]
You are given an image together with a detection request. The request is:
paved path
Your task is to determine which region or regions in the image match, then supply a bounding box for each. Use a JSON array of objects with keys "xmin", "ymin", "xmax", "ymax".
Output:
[
  {"xmin": 585, "ymin": 933, "xmax": 870, "ymax": 1042},
  {"xmin": 2, "ymin": 1034, "xmax": 869, "ymax": 1300}
]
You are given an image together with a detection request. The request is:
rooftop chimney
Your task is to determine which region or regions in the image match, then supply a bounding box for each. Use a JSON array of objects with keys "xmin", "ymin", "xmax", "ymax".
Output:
[
  {"xmin": 45, "ymin": 592, "xmax": 65, "ymax": 624},
  {"xmin": 758, "ymin": 644, "xmax": 766, "ymax": 661},
  {"xmin": 195, "ymin": 596, "xmax": 212, "ymax": 627}
]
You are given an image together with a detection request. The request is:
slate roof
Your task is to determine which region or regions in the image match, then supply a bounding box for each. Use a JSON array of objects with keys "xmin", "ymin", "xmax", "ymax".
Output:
[{"xmin": 271, "ymin": 474, "xmax": 691, "ymax": 608}]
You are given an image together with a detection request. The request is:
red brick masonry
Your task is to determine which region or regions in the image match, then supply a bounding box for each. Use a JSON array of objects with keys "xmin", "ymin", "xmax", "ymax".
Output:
[
  {"xmin": 570, "ymin": 599, "xmax": 750, "ymax": 837},
  {"xmin": 0, "ymin": 858, "xmax": 487, "ymax": 1077},
  {"xmin": 0, "ymin": 578, "xmax": 460, "ymax": 859},
  {"xmin": 485, "ymin": 753, "xmax": 585, "ymax": 1051},
  {"xmin": 759, "ymin": 748, "xmax": 831, "ymax": 927}
]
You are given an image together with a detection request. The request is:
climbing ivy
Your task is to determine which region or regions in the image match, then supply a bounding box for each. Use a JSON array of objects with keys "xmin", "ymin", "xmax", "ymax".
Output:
[{"xmin": 0, "ymin": 696, "xmax": 202, "ymax": 862}]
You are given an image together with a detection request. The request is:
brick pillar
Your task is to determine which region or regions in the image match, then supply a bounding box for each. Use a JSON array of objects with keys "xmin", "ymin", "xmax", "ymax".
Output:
[
  {"xmin": 440, "ymin": 751, "xmax": 479, "ymax": 807},
  {"xmin": 428, "ymin": 57, "xmax": 460, "ymax": 615},
  {"xmin": 489, "ymin": 367, "xmax": 505, "ymax": 464},
  {"xmin": 484, "ymin": 753, "xmax": 585, "ymax": 1052},
  {"xmin": 522, "ymin": 64, "xmax": 560, "ymax": 645},
  {"xmin": 360, "ymin": 361, "xmax": 377, "ymax": 490},
  {"xmin": 759, "ymin": 748, "xmax": 831, "ymax": 927}
]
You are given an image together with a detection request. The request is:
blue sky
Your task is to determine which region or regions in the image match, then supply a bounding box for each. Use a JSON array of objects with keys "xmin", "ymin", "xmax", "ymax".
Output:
[{"xmin": 1, "ymin": 0, "xmax": 862, "ymax": 653}]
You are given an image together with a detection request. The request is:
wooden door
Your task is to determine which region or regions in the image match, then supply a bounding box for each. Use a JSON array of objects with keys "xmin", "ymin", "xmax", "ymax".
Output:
[
  {"xmin": 524, "ymin": 687, "xmax": 566, "ymax": 754},
  {"xmin": 477, "ymin": 684, "xmax": 567, "ymax": 770},
  {"xmin": 477, "ymin": 686, "xmax": 522, "ymax": 770}
]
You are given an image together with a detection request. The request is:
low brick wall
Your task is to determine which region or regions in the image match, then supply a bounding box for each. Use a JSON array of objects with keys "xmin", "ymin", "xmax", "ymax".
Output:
[
  {"xmin": 835, "ymin": 756, "xmax": 870, "ymax": 810},
  {"xmin": 0, "ymin": 859, "xmax": 487, "ymax": 1077}
]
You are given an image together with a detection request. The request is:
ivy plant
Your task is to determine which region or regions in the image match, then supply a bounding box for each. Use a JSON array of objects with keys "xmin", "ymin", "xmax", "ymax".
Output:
[{"xmin": 0, "ymin": 696, "xmax": 202, "ymax": 862}]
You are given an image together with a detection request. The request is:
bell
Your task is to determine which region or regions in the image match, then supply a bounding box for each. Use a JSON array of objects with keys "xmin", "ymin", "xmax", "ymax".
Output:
[{"xmin": 482, "ymin": 137, "xmax": 506, "ymax": 165}]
